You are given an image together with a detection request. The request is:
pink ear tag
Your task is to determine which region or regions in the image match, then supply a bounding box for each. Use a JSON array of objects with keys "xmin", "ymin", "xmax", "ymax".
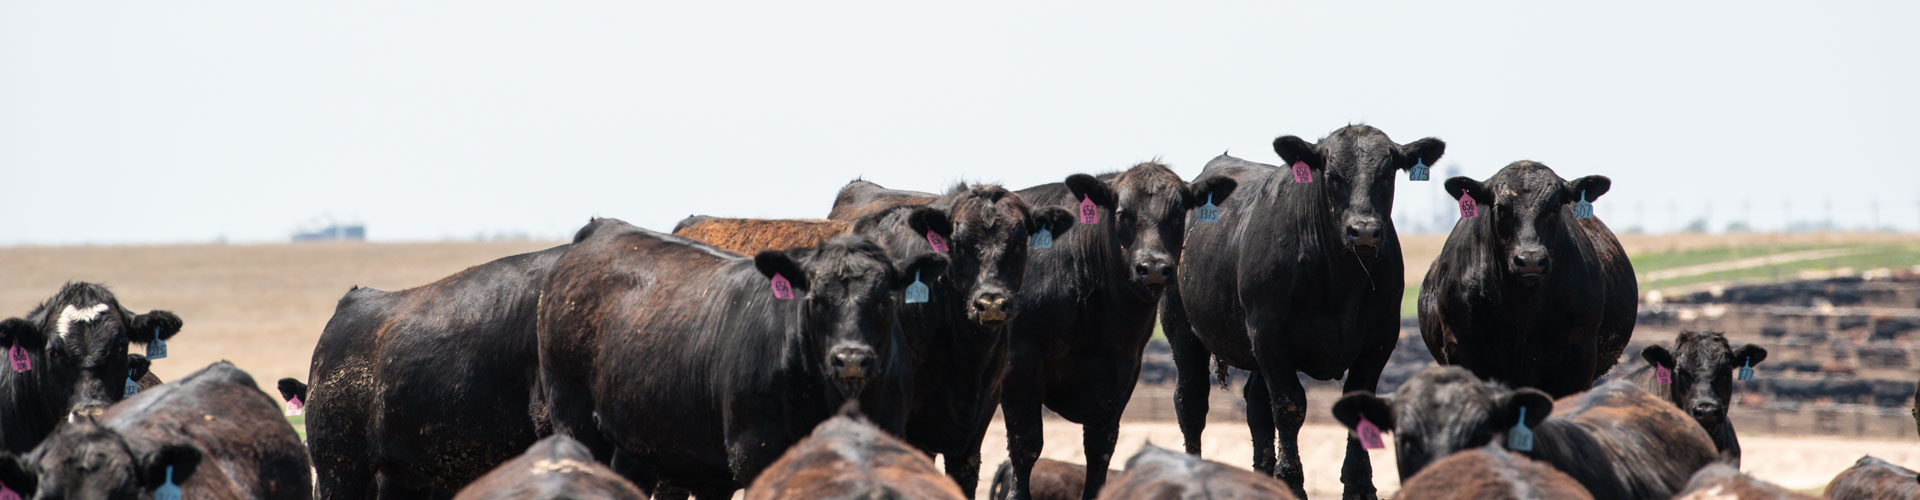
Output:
[
  {"xmin": 0, "ymin": 482, "xmax": 20, "ymax": 500},
  {"xmin": 1291, "ymin": 161, "xmax": 1313, "ymax": 183},
  {"xmin": 770, "ymin": 273, "xmax": 795, "ymax": 300},
  {"xmin": 7, "ymin": 345, "xmax": 29, "ymax": 372},
  {"xmin": 1356, "ymin": 416, "xmax": 1385, "ymax": 450},
  {"xmin": 1078, "ymin": 195, "xmax": 1099, "ymax": 225},
  {"xmin": 1458, "ymin": 190, "xmax": 1479, "ymax": 218},
  {"xmin": 1655, "ymin": 364, "xmax": 1671, "ymax": 385},
  {"xmin": 286, "ymin": 395, "xmax": 305, "ymax": 416},
  {"xmin": 926, "ymin": 231, "xmax": 949, "ymax": 253}
]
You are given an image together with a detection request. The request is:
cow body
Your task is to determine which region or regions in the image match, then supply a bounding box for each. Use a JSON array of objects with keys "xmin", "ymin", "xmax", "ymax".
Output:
[
  {"xmin": 1419, "ymin": 161, "xmax": 1636, "ymax": 397},
  {"xmin": 672, "ymin": 216, "xmax": 853, "ymax": 254},
  {"xmin": 451, "ymin": 435, "xmax": 647, "ymax": 500},
  {"xmin": 1393, "ymin": 446, "xmax": 1592, "ymax": 500},
  {"xmin": 828, "ymin": 180, "xmax": 938, "ymax": 220},
  {"xmin": 1163, "ymin": 126, "xmax": 1443, "ymax": 499},
  {"xmin": 304, "ymin": 244, "xmax": 569, "ymax": 499},
  {"xmin": 0, "ymin": 361, "xmax": 309, "ymax": 500},
  {"xmin": 744, "ymin": 405, "xmax": 967, "ymax": 500},
  {"xmin": 1675, "ymin": 463, "xmax": 1815, "ymax": 500},
  {"xmin": 1825, "ymin": 456, "xmax": 1920, "ymax": 500},
  {"xmin": 1096, "ymin": 446, "xmax": 1297, "ymax": 500},
  {"xmin": 0, "ymin": 283, "xmax": 182, "ymax": 454},
  {"xmin": 1637, "ymin": 330, "xmax": 1766, "ymax": 465},
  {"xmin": 537, "ymin": 219, "xmax": 943, "ymax": 499}
]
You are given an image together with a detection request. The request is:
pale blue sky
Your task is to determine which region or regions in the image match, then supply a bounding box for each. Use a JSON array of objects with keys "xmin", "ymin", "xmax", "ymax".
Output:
[{"xmin": 4, "ymin": 1, "xmax": 1917, "ymax": 245}]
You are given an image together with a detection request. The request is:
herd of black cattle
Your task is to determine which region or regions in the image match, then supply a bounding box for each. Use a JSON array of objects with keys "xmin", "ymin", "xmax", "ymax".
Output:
[{"xmin": 2, "ymin": 125, "xmax": 1916, "ymax": 500}]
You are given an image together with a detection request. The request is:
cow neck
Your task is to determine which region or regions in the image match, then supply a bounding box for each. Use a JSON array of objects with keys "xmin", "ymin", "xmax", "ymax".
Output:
[{"xmin": 0, "ymin": 367, "xmax": 61, "ymax": 454}]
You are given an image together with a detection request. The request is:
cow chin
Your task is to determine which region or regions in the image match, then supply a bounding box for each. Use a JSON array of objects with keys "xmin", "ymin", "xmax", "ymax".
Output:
[{"xmin": 833, "ymin": 376, "xmax": 868, "ymax": 400}]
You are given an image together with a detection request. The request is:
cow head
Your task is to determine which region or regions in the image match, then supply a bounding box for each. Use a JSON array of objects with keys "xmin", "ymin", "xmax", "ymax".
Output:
[
  {"xmin": 1641, "ymin": 330, "xmax": 1765, "ymax": 428},
  {"xmin": 1274, "ymin": 126, "xmax": 1445, "ymax": 257},
  {"xmin": 1066, "ymin": 163, "xmax": 1235, "ymax": 293},
  {"xmin": 0, "ymin": 421, "xmax": 202, "ymax": 500},
  {"xmin": 0, "ymin": 283, "xmax": 182, "ymax": 423},
  {"xmin": 918, "ymin": 186, "xmax": 1077, "ymax": 330},
  {"xmin": 755, "ymin": 238, "xmax": 947, "ymax": 400},
  {"xmin": 1332, "ymin": 366, "xmax": 1551, "ymax": 479},
  {"xmin": 1444, "ymin": 162, "xmax": 1609, "ymax": 286}
]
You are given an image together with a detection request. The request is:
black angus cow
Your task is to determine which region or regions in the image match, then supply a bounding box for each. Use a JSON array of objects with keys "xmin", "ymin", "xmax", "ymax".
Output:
[
  {"xmin": 1636, "ymin": 330, "xmax": 1767, "ymax": 464},
  {"xmin": 743, "ymin": 403, "xmax": 967, "ymax": 500},
  {"xmin": 451, "ymin": 435, "xmax": 647, "ymax": 500},
  {"xmin": 0, "ymin": 282, "xmax": 182, "ymax": 455},
  {"xmin": 1096, "ymin": 445, "xmax": 1297, "ymax": 500},
  {"xmin": 301, "ymin": 243, "xmax": 570, "ymax": 499},
  {"xmin": 0, "ymin": 361, "xmax": 310, "ymax": 500},
  {"xmin": 1333, "ymin": 367, "xmax": 1717, "ymax": 500},
  {"xmin": 1161, "ymin": 125, "xmax": 1442, "ymax": 499},
  {"xmin": 1825, "ymin": 456, "xmax": 1920, "ymax": 500},
  {"xmin": 1392, "ymin": 446, "xmax": 1593, "ymax": 500},
  {"xmin": 719, "ymin": 182, "xmax": 1075, "ymax": 497},
  {"xmin": 537, "ymin": 219, "xmax": 946, "ymax": 499},
  {"xmin": 1675, "ymin": 463, "xmax": 1815, "ymax": 500},
  {"xmin": 1418, "ymin": 161, "xmax": 1636, "ymax": 398}
]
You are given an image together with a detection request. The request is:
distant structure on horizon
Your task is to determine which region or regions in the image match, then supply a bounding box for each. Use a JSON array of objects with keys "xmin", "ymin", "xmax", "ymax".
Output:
[{"xmin": 291, "ymin": 217, "xmax": 365, "ymax": 242}]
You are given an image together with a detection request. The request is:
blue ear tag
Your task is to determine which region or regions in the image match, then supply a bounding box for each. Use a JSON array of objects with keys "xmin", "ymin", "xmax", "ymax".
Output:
[
  {"xmin": 146, "ymin": 333, "xmax": 168, "ymax": 360},
  {"xmin": 153, "ymin": 465, "xmax": 181, "ymax": 500},
  {"xmin": 1506, "ymin": 407, "xmax": 1535, "ymax": 452},
  {"xmin": 1572, "ymin": 190, "xmax": 1595, "ymax": 219},
  {"xmin": 1409, "ymin": 159, "xmax": 1429, "ymax": 181},
  {"xmin": 1030, "ymin": 225, "xmax": 1053, "ymax": 249},
  {"xmin": 1196, "ymin": 194, "xmax": 1220, "ymax": 223},
  {"xmin": 125, "ymin": 377, "xmax": 140, "ymax": 398},
  {"xmin": 1737, "ymin": 358, "xmax": 1755, "ymax": 381},
  {"xmin": 904, "ymin": 271, "xmax": 930, "ymax": 304}
]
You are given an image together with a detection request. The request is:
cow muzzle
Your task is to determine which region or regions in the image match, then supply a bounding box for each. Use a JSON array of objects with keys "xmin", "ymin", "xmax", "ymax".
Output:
[
  {"xmin": 1511, "ymin": 249, "xmax": 1549, "ymax": 283},
  {"xmin": 1690, "ymin": 401, "xmax": 1726, "ymax": 425},
  {"xmin": 1133, "ymin": 257, "xmax": 1171, "ymax": 288},
  {"xmin": 1345, "ymin": 220, "xmax": 1382, "ymax": 251},
  {"xmin": 829, "ymin": 346, "xmax": 875, "ymax": 396},
  {"xmin": 69, "ymin": 404, "xmax": 108, "ymax": 423},
  {"xmin": 968, "ymin": 292, "xmax": 1011, "ymax": 329}
]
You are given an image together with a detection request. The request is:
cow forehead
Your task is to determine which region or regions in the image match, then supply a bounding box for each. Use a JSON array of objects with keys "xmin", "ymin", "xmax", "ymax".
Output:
[{"xmin": 55, "ymin": 303, "xmax": 113, "ymax": 338}]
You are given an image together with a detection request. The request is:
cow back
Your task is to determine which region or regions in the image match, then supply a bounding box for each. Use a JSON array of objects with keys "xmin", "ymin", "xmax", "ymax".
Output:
[
  {"xmin": 672, "ymin": 217, "xmax": 853, "ymax": 255},
  {"xmin": 1825, "ymin": 456, "xmax": 1920, "ymax": 500},
  {"xmin": 1096, "ymin": 446, "xmax": 1296, "ymax": 500},
  {"xmin": 104, "ymin": 361, "xmax": 311, "ymax": 499},
  {"xmin": 1675, "ymin": 463, "xmax": 1815, "ymax": 500},
  {"xmin": 451, "ymin": 435, "xmax": 645, "ymax": 500},
  {"xmin": 744, "ymin": 409, "xmax": 965, "ymax": 500},
  {"xmin": 1526, "ymin": 381, "xmax": 1717, "ymax": 500},
  {"xmin": 1394, "ymin": 446, "xmax": 1593, "ymax": 500}
]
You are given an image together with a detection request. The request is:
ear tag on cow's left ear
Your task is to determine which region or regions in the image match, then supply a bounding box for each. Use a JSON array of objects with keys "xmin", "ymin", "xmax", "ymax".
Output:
[
  {"xmin": 1291, "ymin": 161, "xmax": 1313, "ymax": 183},
  {"xmin": 1078, "ymin": 195, "xmax": 1099, "ymax": 225},
  {"xmin": 1356, "ymin": 416, "xmax": 1385, "ymax": 450},
  {"xmin": 1409, "ymin": 159, "xmax": 1429, "ymax": 181},
  {"xmin": 286, "ymin": 395, "xmax": 305, "ymax": 416},
  {"xmin": 1572, "ymin": 190, "xmax": 1595, "ymax": 219},
  {"xmin": 925, "ymin": 231, "xmax": 949, "ymax": 253},
  {"xmin": 1196, "ymin": 193, "xmax": 1220, "ymax": 223},
  {"xmin": 1506, "ymin": 407, "xmax": 1535, "ymax": 452},
  {"xmin": 1458, "ymin": 190, "xmax": 1479, "ymax": 218},
  {"xmin": 154, "ymin": 465, "xmax": 181, "ymax": 500},
  {"xmin": 1030, "ymin": 225, "xmax": 1053, "ymax": 249},
  {"xmin": 1655, "ymin": 363, "xmax": 1671, "ymax": 385},
  {"xmin": 0, "ymin": 481, "xmax": 20, "ymax": 500},
  {"xmin": 7, "ymin": 345, "xmax": 29, "ymax": 372},
  {"xmin": 770, "ymin": 273, "xmax": 795, "ymax": 300},
  {"xmin": 146, "ymin": 333, "xmax": 168, "ymax": 360},
  {"xmin": 904, "ymin": 271, "xmax": 930, "ymax": 304},
  {"xmin": 125, "ymin": 377, "xmax": 140, "ymax": 398},
  {"xmin": 1737, "ymin": 358, "xmax": 1755, "ymax": 381}
]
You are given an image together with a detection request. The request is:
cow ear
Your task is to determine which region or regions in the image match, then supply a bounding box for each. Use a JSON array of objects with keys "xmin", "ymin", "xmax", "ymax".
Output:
[
  {"xmin": 1185, "ymin": 177, "xmax": 1238, "ymax": 209},
  {"xmin": 0, "ymin": 317, "xmax": 43, "ymax": 351},
  {"xmin": 753, "ymin": 251, "xmax": 812, "ymax": 292},
  {"xmin": 893, "ymin": 253, "xmax": 950, "ymax": 290},
  {"xmin": 1026, "ymin": 207, "xmax": 1077, "ymax": 240},
  {"xmin": 1064, "ymin": 174, "xmax": 1117, "ymax": 209},
  {"xmin": 1733, "ymin": 344, "xmax": 1768, "ymax": 367},
  {"xmin": 1498, "ymin": 388, "xmax": 1553, "ymax": 428},
  {"xmin": 1331, "ymin": 391, "xmax": 1395, "ymax": 432},
  {"xmin": 906, "ymin": 207, "xmax": 954, "ymax": 242},
  {"xmin": 0, "ymin": 452, "xmax": 37, "ymax": 496},
  {"xmin": 1272, "ymin": 135, "xmax": 1321, "ymax": 170},
  {"xmin": 1398, "ymin": 137, "xmax": 1447, "ymax": 171},
  {"xmin": 140, "ymin": 443, "xmax": 201, "ymax": 489},
  {"xmin": 1641, "ymin": 345, "xmax": 1675, "ymax": 369},
  {"xmin": 128, "ymin": 354, "xmax": 152, "ymax": 382},
  {"xmin": 277, "ymin": 378, "xmax": 309, "ymax": 404},
  {"xmin": 1567, "ymin": 175, "xmax": 1611, "ymax": 203},
  {"xmin": 1443, "ymin": 177, "xmax": 1493, "ymax": 206},
  {"xmin": 127, "ymin": 310, "xmax": 183, "ymax": 344}
]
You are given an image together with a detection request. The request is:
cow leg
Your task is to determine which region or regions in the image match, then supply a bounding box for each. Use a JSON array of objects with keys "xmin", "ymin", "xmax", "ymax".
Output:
[
  {"xmin": 691, "ymin": 488, "xmax": 734, "ymax": 500},
  {"xmin": 1335, "ymin": 336, "xmax": 1393, "ymax": 500},
  {"xmin": 1242, "ymin": 371, "xmax": 1278, "ymax": 476},
  {"xmin": 1261, "ymin": 363, "xmax": 1310, "ymax": 499},
  {"xmin": 999, "ymin": 354, "xmax": 1046, "ymax": 500},
  {"xmin": 1162, "ymin": 286, "xmax": 1213, "ymax": 456},
  {"xmin": 1079, "ymin": 415, "xmax": 1122, "ymax": 500},
  {"xmin": 945, "ymin": 450, "xmax": 983, "ymax": 499}
]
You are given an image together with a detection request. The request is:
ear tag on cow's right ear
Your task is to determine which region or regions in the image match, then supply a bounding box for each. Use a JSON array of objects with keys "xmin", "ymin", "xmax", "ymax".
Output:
[
  {"xmin": 7, "ymin": 345, "xmax": 29, "ymax": 372},
  {"xmin": 1458, "ymin": 190, "xmax": 1479, "ymax": 218},
  {"xmin": 1196, "ymin": 194, "xmax": 1220, "ymax": 223},
  {"xmin": 1572, "ymin": 190, "xmax": 1595, "ymax": 219},
  {"xmin": 1655, "ymin": 363, "xmax": 1671, "ymax": 385},
  {"xmin": 904, "ymin": 271, "xmax": 930, "ymax": 305},
  {"xmin": 125, "ymin": 377, "xmax": 140, "ymax": 398},
  {"xmin": 1078, "ymin": 195, "xmax": 1099, "ymax": 225},
  {"xmin": 925, "ymin": 231, "xmax": 949, "ymax": 253},
  {"xmin": 154, "ymin": 465, "xmax": 181, "ymax": 500},
  {"xmin": 770, "ymin": 273, "xmax": 795, "ymax": 300},
  {"xmin": 1356, "ymin": 416, "xmax": 1384, "ymax": 450},
  {"xmin": 1409, "ymin": 159, "xmax": 1429, "ymax": 181},
  {"xmin": 286, "ymin": 395, "xmax": 305, "ymax": 416},
  {"xmin": 1030, "ymin": 226, "xmax": 1053, "ymax": 249},
  {"xmin": 1291, "ymin": 161, "xmax": 1313, "ymax": 183},
  {"xmin": 1737, "ymin": 358, "xmax": 1755, "ymax": 381},
  {"xmin": 146, "ymin": 336, "xmax": 168, "ymax": 360},
  {"xmin": 1506, "ymin": 407, "xmax": 1535, "ymax": 452}
]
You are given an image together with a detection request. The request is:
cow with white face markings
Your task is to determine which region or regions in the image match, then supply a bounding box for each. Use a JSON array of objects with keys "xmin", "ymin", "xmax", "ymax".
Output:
[{"xmin": 0, "ymin": 282, "xmax": 183, "ymax": 455}]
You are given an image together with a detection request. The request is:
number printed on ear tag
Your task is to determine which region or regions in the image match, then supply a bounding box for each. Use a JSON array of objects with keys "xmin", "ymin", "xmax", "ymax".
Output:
[
  {"xmin": 1196, "ymin": 193, "xmax": 1220, "ymax": 223},
  {"xmin": 8, "ymin": 345, "xmax": 29, "ymax": 372},
  {"xmin": 1409, "ymin": 159, "xmax": 1430, "ymax": 181},
  {"xmin": 770, "ymin": 273, "xmax": 795, "ymax": 300},
  {"xmin": 1, "ymin": 482, "xmax": 21, "ymax": 500},
  {"xmin": 904, "ymin": 271, "xmax": 930, "ymax": 304},
  {"xmin": 126, "ymin": 377, "xmax": 140, "ymax": 398},
  {"xmin": 1291, "ymin": 161, "xmax": 1313, "ymax": 183},
  {"xmin": 1030, "ymin": 226, "xmax": 1053, "ymax": 249},
  {"xmin": 1507, "ymin": 407, "xmax": 1535, "ymax": 452},
  {"xmin": 1737, "ymin": 358, "xmax": 1755, "ymax": 382},
  {"xmin": 926, "ymin": 231, "xmax": 949, "ymax": 253},
  {"xmin": 1078, "ymin": 195, "xmax": 1099, "ymax": 225},
  {"xmin": 286, "ymin": 395, "xmax": 305, "ymax": 416},
  {"xmin": 1573, "ymin": 190, "xmax": 1595, "ymax": 219},
  {"xmin": 1356, "ymin": 416, "xmax": 1384, "ymax": 450},
  {"xmin": 1458, "ymin": 190, "xmax": 1479, "ymax": 218},
  {"xmin": 146, "ymin": 336, "xmax": 168, "ymax": 360},
  {"xmin": 1655, "ymin": 364, "xmax": 1671, "ymax": 385}
]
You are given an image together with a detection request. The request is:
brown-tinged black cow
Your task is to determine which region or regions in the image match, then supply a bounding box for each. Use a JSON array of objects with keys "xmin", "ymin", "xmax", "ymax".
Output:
[
  {"xmin": 1636, "ymin": 330, "xmax": 1767, "ymax": 464},
  {"xmin": 1392, "ymin": 446, "xmax": 1592, "ymax": 500},
  {"xmin": 1825, "ymin": 456, "xmax": 1920, "ymax": 500},
  {"xmin": 1419, "ymin": 161, "xmax": 1636, "ymax": 398},
  {"xmin": 300, "ymin": 243, "xmax": 571, "ymax": 500},
  {"xmin": 1095, "ymin": 445, "xmax": 1297, "ymax": 500},
  {"xmin": 537, "ymin": 219, "xmax": 946, "ymax": 499},
  {"xmin": 1, "ymin": 282, "xmax": 182, "ymax": 455},
  {"xmin": 743, "ymin": 403, "xmax": 967, "ymax": 500},
  {"xmin": 450, "ymin": 435, "xmax": 647, "ymax": 500},
  {"xmin": 1674, "ymin": 463, "xmax": 1815, "ymax": 500},
  {"xmin": 672, "ymin": 216, "xmax": 854, "ymax": 254},
  {"xmin": 1333, "ymin": 367, "xmax": 1717, "ymax": 500},
  {"xmin": 828, "ymin": 179, "xmax": 940, "ymax": 221},
  {"xmin": 987, "ymin": 459, "xmax": 1116, "ymax": 500},
  {"xmin": 0, "ymin": 361, "xmax": 310, "ymax": 500},
  {"xmin": 1160, "ymin": 125, "xmax": 1442, "ymax": 499}
]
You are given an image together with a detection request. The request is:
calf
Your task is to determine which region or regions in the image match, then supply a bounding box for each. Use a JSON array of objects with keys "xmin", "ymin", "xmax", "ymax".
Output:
[
  {"xmin": 1095, "ymin": 445, "xmax": 1296, "ymax": 500},
  {"xmin": 1333, "ymin": 367, "xmax": 1716, "ymax": 500},
  {"xmin": 987, "ymin": 460, "xmax": 1115, "ymax": 500},
  {"xmin": 302, "ymin": 243, "xmax": 570, "ymax": 499},
  {"xmin": 672, "ymin": 216, "xmax": 853, "ymax": 254},
  {"xmin": 1419, "ymin": 161, "xmax": 1637, "ymax": 397},
  {"xmin": 1, "ymin": 282, "xmax": 183, "ymax": 454},
  {"xmin": 1162, "ymin": 125, "xmax": 1441, "ymax": 498},
  {"xmin": 1675, "ymin": 463, "xmax": 1815, "ymax": 500},
  {"xmin": 1393, "ymin": 446, "xmax": 1592, "ymax": 500},
  {"xmin": 1637, "ymin": 330, "xmax": 1767, "ymax": 464},
  {"xmin": 538, "ymin": 219, "xmax": 946, "ymax": 499},
  {"xmin": 744, "ymin": 404, "xmax": 966, "ymax": 500},
  {"xmin": 0, "ymin": 361, "xmax": 310, "ymax": 500},
  {"xmin": 451, "ymin": 435, "xmax": 646, "ymax": 500},
  {"xmin": 1824, "ymin": 456, "xmax": 1920, "ymax": 500}
]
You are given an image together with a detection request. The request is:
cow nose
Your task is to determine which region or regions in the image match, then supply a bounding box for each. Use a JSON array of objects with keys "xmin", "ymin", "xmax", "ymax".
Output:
[
  {"xmin": 1512, "ymin": 250, "xmax": 1549, "ymax": 275},
  {"xmin": 1134, "ymin": 259, "xmax": 1171, "ymax": 286},
  {"xmin": 969, "ymin": 292, "xmax": 1010, "ymax": 327},
  {"xmin": 1691, "ymin": 402, "xmax": 1724, "ymax": 419},
  {"xmin": 829, "ymin": 346, "xmax": 875, "ymax": 380},
  {"xmin": 1345, "ymin": 222, "xmax": 1382, "ymax": 248},
  {"xmin": 69, "ymin": 404, "xmax": 108, "ymax": 422}
]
